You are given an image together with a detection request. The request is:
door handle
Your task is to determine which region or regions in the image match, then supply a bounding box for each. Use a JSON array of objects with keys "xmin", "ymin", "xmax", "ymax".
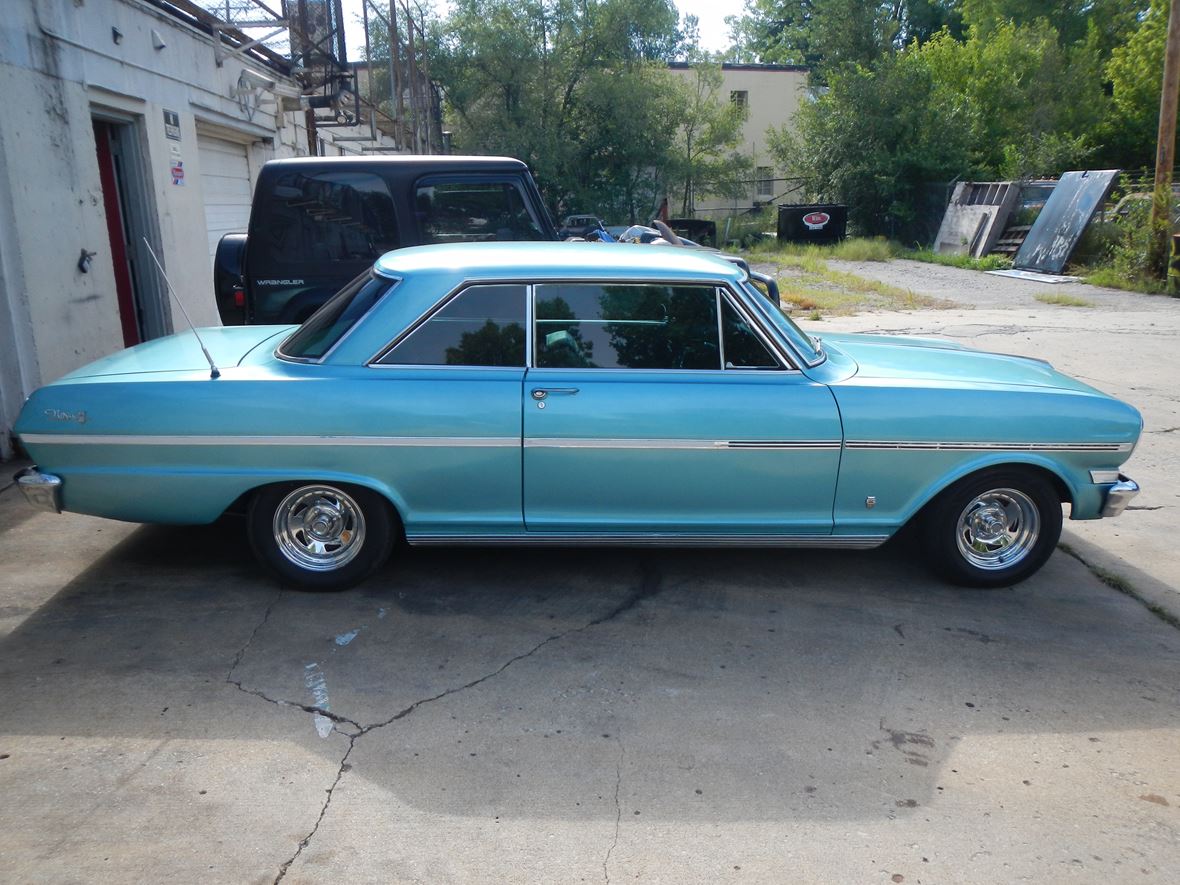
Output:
[{"xmin": 531, "ymin": 387, "xmax": 579, "ymax": 400}]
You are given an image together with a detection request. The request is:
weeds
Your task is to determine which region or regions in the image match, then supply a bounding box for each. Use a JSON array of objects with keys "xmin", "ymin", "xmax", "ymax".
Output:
[
  {"xmin": 752, "ymin": 241, "xmax": 952, "ymax": 315},
  {"xmin": 906, "ymin": 248, "xmax": 1012, "ymax": 271},
  {"xmin": 1034, "ymin": 292, "xmax": 1094, "ymax": 307},
  {"xmin": 748, "ymin": 236, "xmax": 898, "ymax": 263},
  {"xmin": 1084, "ymin": 266, "xmax": 1167, "ymax": 295}
]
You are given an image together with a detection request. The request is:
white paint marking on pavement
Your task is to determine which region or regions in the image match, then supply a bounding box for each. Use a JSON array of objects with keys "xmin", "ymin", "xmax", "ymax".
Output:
[{"xmin": 303, "ymin": 663, "xmax": 334, "ymax": 739}]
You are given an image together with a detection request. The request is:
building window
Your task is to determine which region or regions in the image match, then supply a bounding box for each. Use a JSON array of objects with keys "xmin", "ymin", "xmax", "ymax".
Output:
[
  {"xmin": 756, "ymin": 166, "xmax": 774, "ymax": 198},
  {"xmin": 730, "ymin": 90, "xmax": 748, "ymax": 109}
]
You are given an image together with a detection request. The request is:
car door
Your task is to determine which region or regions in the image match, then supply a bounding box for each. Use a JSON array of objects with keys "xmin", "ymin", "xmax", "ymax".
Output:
[
  {"xmin": 522, "ymin": 281, "xmax": 842, "ymax": 535},
  {"xmin": 370, "ymin": 283, "xmax": 527, "ymax": 537}
]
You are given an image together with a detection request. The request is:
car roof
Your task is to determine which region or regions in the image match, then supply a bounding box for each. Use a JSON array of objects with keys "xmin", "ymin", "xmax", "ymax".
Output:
[
  {"xmin": 371, "ymin": 241, "xmax": 745, "ymax": 283},
  {"xmin": 261, "ymin": 155, "xmax": 528, "ymax": 170}
]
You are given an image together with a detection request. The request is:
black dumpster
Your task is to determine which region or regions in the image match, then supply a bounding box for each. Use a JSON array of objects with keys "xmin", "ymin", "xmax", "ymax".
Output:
[
  {"xmin": 667, "ymin": 218, "xmax": 717, "ymax": 247},
  {"xmin": 777, "ymin": 204, "xmax": 848, "ymax": 245}
]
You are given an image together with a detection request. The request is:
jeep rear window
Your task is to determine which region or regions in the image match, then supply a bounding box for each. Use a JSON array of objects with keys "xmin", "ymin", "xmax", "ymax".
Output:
[
  {"xmin": 253, "ymin": 170, "xmax": 400, "ymax": 272},
  {"xmin": 415, "ymin": 180, "xmax": 547, "ymax": 243},
  {"xmin": 279, "ymin": 272, "xmax": 394, "ymax": 361}
]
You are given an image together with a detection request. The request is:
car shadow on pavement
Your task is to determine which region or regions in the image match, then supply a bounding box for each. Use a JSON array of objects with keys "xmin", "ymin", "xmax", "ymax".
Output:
[{"xmin": 2, "ymin": 517, "xmax": 1178, "ymax": 838}]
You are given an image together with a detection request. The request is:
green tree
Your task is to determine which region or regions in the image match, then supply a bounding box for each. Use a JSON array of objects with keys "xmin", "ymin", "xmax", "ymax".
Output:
[
  {"xmin": 429, "ymin": 0, "xmax": 687, "ymax": 217},
  {"xmin": 1107, "ymin": 0, "xmax": 1172, "ymax": 168},
  {"xmin": 768, "ymin": 49, "xmax": 972, "ymax": 238},
  {"xmin": 959, "ymin": 0, "xmax": 1143, "ymax": 53},
  {"xmin": 920, "ymin": 19, "xmax": 1106, "ymax": 177},
  {"xmin": 730, "ymin": 1, "xmax": 962, "ymax": 77}
]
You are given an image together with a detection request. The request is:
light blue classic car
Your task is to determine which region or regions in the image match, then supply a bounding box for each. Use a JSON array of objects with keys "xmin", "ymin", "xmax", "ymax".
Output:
[{"xmin": 14, "ymin": 242, "xmax": 1141, "ymax": 591}]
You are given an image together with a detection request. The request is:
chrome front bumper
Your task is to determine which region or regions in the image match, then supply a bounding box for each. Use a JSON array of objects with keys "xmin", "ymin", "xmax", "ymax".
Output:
[
  {"xmin": 1100, "ymin": 474, "xmax": 1139, "ymax": 518},
  {"xmin": 13, "ymin": 467, "xmax": 62, "ymax": 514}
]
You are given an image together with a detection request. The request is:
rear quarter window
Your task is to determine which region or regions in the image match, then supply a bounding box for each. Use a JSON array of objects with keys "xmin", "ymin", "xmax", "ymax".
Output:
[{"xmin": 279, "ymin": 273, "xmax": 394, "ymax": 361}]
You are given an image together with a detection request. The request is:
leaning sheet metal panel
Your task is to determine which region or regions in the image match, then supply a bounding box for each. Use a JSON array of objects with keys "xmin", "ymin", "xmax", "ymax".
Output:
[
  {"xmin": 197, "ymin": 134, "xmax": 253, "ymax": 264},
  {"xmin": 1014, "ymin": 170, "xmax": 1119, "ymax": 274}
]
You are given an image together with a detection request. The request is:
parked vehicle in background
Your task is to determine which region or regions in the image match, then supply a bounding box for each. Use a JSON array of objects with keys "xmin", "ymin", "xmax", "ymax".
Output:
[
  {"xmin": 214, "ymin": 155, "xmax": 558, "ymax": 325},
  {"xmin": 558, "ymin": 214, "xmax": 606, "ymax": 239},
  {"xmin": 16, "ymin": 242, "xmax": 1141, "ymax": 592}
]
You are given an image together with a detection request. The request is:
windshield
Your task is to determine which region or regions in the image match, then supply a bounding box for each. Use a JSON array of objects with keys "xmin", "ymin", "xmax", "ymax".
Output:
[
  {"xmin": 739, "ymin": 281, "xmax": 824, "ymax": 366},
  {"xmin": 279, "ymin": 272, "xmax": 394, "ymax": 361}
]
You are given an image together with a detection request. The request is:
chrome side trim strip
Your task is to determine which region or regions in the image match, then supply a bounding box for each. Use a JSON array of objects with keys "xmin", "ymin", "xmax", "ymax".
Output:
[
  {"xmin": 523, "ymin": 438, "xmax": 842, "ymax": 450},
  {"xmin": 407, "ymin": 533, "xmax": 889, "ymax": 549},
  {"xmin": 726, "ymin": 440, "xmax": 841, "ymax": 450},
  {"xmin": 18, "ymin": 434, "xmax": 519, "ymax": 448},
  {"xmin": 845, "ymin": 440, "xmax": 1133, "ymax": 453}
]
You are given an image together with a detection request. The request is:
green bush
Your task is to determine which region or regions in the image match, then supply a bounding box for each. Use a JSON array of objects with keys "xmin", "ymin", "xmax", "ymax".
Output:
[{"xmin": 1082, "ymin": 199, "xmax": 1168, "ymax": 294}]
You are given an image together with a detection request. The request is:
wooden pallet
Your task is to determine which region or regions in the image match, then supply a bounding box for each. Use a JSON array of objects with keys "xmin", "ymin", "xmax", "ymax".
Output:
[{"xmin": 991, "ymin": 224, "xmax": 1031, "ymax": 255}]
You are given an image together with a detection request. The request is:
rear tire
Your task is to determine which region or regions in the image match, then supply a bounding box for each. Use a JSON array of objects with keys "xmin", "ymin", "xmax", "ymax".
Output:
[
  {"xmin": 248, "ymin": 482, "xmax": 395, "ymax": 592},
  {"xmin": 920, "ymin": 468, "xmax": 1062, "ymax": 588}
]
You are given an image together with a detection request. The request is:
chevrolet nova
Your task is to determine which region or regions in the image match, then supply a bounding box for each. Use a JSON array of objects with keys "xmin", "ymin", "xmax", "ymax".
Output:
[{"xmin": 15, "ymin": 242, "xmax": 1141, "ymax": 591}]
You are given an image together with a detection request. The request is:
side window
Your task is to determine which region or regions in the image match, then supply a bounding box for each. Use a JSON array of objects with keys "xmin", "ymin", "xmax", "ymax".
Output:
[
  {"xmin": 254, "ymin": 171, "xmax": 399, "ymax": 269},
  {"xmin": 534, "ymin": 284, "xmax": 720, "ymax": 370},
  {"xmin": 415, "ymin": 181, "xmax": 545, "ymax": 243},
  {"xmin": 377, "ymin": 284, "xmax": 526, "ymax": 367},
  {"xmin": 721, "ymin": 298, "xmax": 780, "ymax": 369}
]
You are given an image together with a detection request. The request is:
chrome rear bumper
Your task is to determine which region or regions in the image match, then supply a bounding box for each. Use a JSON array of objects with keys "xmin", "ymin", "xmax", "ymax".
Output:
[
  {"xmin": 1101, "ymin": 474, "xmax": 1139, "ymax": 518},
  {"xmin": 13, "ymin": 467, "xmax": 62, "ymax": 514}
]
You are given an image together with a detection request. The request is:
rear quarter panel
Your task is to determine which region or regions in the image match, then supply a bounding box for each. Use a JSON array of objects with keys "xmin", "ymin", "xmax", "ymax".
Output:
[{"xmin": 16, "ymin": 363, "xmax": 524, "ymax": 533}]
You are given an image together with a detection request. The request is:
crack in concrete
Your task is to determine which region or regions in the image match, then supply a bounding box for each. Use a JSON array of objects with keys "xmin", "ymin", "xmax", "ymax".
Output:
[
  {"xmin": 227, "ymin": 557, "xmax": 663, "ymax": 881},
  {"xmin": 273, "ymin": 737, "xmax": 356, "ymax": 884},
  {"xmin": 603, "ymin": 739, "xmax": 624, "ymax": 885},
  {"xmin": 359, "ymin": 557, "xmax": 663, "ymax": 736},
  {"xmin": 228, "ymin": 681, "xmax": 363, "ymax": 733},
  {"xmin": 225, "ymin": 588, "xmax": 283, "ymax": 684},
  {"xmin": 1147, "ymin": 426, "xmax": 1180, "ymax": 435},
  {"xmin": 1059, "ymin": 544, "xmax": 1180, "ymax": 631}
]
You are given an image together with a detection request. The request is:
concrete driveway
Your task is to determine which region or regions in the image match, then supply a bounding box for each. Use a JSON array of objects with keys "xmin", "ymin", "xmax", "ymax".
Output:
[{"xmin": 1, "ymin": 263, "xmax": 1178, "ymax": 884}]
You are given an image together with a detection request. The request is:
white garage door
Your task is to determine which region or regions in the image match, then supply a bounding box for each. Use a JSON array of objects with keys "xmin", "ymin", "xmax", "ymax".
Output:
[{"xmin": 197, "ymin": 133, "xmax": 253, "ymax": 262}]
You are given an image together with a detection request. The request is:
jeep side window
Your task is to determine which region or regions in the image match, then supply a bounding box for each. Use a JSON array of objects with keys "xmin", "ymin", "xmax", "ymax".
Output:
[
  {"xmin": 415, "ymin": 181, "xmax": 546, "ymax": 244},
  {"xmin": 254, "ymin": 171, "xmax": 400, "ymax": 270}
]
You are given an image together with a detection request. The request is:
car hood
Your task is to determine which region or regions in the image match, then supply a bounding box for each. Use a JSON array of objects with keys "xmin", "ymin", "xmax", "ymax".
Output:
[
  {"xmin": 54, "ymin": 326, "xmax": 294, "ymax": 381},
  {"xmin": 818, "ymin": 332, "xmax": 1102, "ymax": 394}
]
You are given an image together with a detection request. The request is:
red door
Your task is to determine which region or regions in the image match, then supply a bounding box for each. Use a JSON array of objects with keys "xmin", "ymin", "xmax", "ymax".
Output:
[{"xmin": 93, "ymin": 120, "xmax": 140, "ymax": 347}]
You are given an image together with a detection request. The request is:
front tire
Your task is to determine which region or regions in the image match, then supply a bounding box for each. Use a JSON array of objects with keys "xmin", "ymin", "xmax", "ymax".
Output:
[
  {"xmin": 248, "ymin": 482, "xmax": 395, "ymax": 591},
  {"xmin": 921, "ymin": 469, "xmax": 1063, "ymax": 588}
]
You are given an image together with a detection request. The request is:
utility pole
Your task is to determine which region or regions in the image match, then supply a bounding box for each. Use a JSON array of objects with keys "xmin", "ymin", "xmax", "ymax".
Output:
[{"xmin": 1149, "ymin": 0, "xmax": 1180, "ymax": 279}]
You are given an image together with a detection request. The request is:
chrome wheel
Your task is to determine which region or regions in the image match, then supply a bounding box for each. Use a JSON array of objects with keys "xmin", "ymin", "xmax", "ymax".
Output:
[
  {"xmin": 272, "ymin": 485, "xmax": 366, "ymax": 572},
  {"xmin": 954, "ymin": 487, "xmax": 1040, "ymax": 571}
]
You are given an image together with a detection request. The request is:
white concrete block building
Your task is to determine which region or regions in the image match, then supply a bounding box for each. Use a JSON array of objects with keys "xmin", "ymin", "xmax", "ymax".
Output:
[
  {"xmin": 667, "ymin": 62, "xmax": 808, "ymax": 218},
  {"xmin": 0, "ymin": 0, "xmax": 399, "ymax": 458}
]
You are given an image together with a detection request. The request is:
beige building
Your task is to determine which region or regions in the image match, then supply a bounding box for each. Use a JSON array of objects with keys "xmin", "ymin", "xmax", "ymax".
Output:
[{"xmin": 667, "ymin": 62, "xmax": 808, "ymax": 220}]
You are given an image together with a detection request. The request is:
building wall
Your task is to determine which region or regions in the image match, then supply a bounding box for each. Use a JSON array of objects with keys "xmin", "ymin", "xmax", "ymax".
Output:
[
  {"xmin": 0, "ymin": 0, "xmax": 398, "ymax": 458},
  {"xmin": 667, "ymin": 63, "xmax": 808, "ymax": 219}
]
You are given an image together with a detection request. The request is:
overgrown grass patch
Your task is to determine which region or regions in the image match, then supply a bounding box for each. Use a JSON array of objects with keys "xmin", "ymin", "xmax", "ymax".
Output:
[
  {"xmin": 759, "ymin": 255, "xmax": 952, "ymax": 316},
  {"xmin": 1083, "ymin": 267, "xmax": 1168, "ymax": 295},
  {"xmin": 747, "ymin": 236, "xmax": 899, "ymax": 263},
  {"xmin": 906, "ymin": 248, "xmax": 1012, "ymax": 271},
  {"xmin": 1034, "ymin": 292, "xmax": 1094, "ymax": 307}
]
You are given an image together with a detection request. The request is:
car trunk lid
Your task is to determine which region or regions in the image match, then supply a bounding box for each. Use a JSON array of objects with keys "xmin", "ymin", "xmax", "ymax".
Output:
[{"xmin": 55, "ymin": 326, "xmax": 294, "ymax": 380}]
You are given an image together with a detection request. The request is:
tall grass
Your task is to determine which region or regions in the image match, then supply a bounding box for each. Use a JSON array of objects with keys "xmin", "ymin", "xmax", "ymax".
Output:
[
  {"xmin": 749, "ymin": 236, "xmax": 899, "ymax": 262},
  {"xmin": 906, "ymin": 248, "xmax": 1012, "ymax": 271}
]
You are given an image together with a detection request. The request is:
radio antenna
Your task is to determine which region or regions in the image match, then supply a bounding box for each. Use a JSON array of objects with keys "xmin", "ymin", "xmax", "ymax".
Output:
[{"xmin": 142, "ymin": 238, "xmax": 220, "ymax": 379}]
